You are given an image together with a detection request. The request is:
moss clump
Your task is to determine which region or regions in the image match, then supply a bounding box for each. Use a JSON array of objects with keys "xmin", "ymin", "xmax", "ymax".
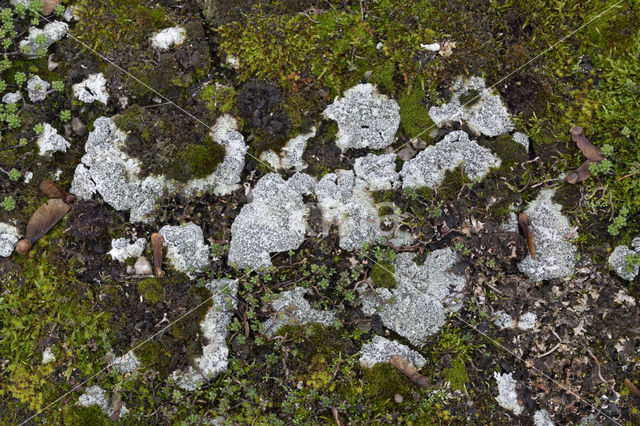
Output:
[
  {"xmin": 170, "ymin": 286, "xmax": 213, "ymax": 341},
  {"xmin": 138, "ymin": 278, "xmax": 164, "ymax": 304},
  {"xmin": 443, "ymin": 357, "xmax": 469, "ymax": 391},
  {"xmin": 370, "ymin": 261, "xmax": 397, "ymax": 289},
  {"xmin": 398, "ymin": 86, "xmax": 434, "ymax": 140},
  {"xmin": 62, "ymin": 405, "xmax": 110, "ymax": 426},
  {"xmin": 200, "ymin": 84, "xmax": 237, "ymax": 115},
  {"xmin": 178, "ymin": 137, "xmax": 227, "ymax": 179},
  {"xmin": 134, "ymin": 340, "xmax": 172, "ymax": 376}
]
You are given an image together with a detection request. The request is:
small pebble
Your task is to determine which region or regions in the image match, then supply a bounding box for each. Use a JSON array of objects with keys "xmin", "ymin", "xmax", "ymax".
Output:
[
  {"xmin": 71, "ymin": 117, "xmax": 86, "ymax": 136},
  {"xmin": 398, "ymin": 144, "xmax": 416, "ymax": 161},
  {"xmin": 411, "ymin": 137, "xmax": 427, "ymax": 150},
  {"xmin": 134, "ymin": 256, "xmax": 153, "ymax": 275},
  {"xmin": 394, "ymin": 394, "xmax": 403, "ymax": 404}
]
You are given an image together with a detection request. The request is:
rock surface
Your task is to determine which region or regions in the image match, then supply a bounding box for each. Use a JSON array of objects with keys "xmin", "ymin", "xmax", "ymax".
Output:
[
  {"xmin": 72, "ymin": 73, "xmax": 109, "ymax": 105},
  {"xmin": 228, "ymin": 174, "xmax": 309, "ymax": 270},
  {"xmin": 518, "ymin": 190, "xmax": 576, "ymax": 282},
  {"xmin": 354, "ymin": 153, "xmax": 399, "ymax": 191},
  {"xmin": 37, "ymin": 123, "xmax": 70, "ymax": 156},
  {"xmin": 323, "ymin": 83, "xmax": 400, "ymax": 151},
  {"xmin": 0, "ymin": 223, "xmax": 19, "ymax": 257},
  {"xmin": 26, "ymin": 76, "xmax": 50, "ymax": 102},
  {"xmin": 172, "ymin": 279, "xmax": 238, "ymax": 390},
  {"xmin": 400, "ymin": 130, "xmax": 501, "ymax": 189},
  {"xmin": 429, "ymin": 76, "xmax": 514, "ymax": 137},
  {"xmin": 159, "ymin": 222, "xmax": 210, "ymax": 278},
  {"xmin": 262, "ymin": 287, "xmax": 336, "ymax": 336},
  {"xmin": 359, "ymin": 335, "xmax": 426, "ymax": 368},
  {"xmin": 608, "ymin": 239, "xmax": 640, "ymax": 281}
]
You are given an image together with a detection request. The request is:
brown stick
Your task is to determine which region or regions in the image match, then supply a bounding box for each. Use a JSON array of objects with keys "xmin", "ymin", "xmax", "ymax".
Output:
[
  {"xmin": 624, "ymin": 378, "xmax": 640, "ymax": 399},
  {"xmin": 570, "ymin": 126, "xmax": 604, "ymax": 162},
  {"xmin": 566, "ymin": 160, "xmax": 592, "ymax": 184},
  {"xmin": 389, "ymin": 355, "xmax": 429, "ymax": 388},
  {"xmin": 518, "ymin": 212, "xmax": 536, "ymax": 260},
  {"xmin": 330, "ymin": 406, "xmax": 345, "ymax": 426},
  {"xmin": 151, "ymin": 233, "xmax": 165, "ymax": 278}
]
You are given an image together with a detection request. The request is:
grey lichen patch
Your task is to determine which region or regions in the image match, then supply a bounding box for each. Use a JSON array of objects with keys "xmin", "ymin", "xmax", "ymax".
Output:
[
  {"xmin": 184, "ymin": 115, "xmax": 247, "ymax": 196},
  {"xmin": 108, "ymin": 237, "xmax": 147, "ymax": 262},
  {"xmin": 19, "ymin": 21, "xmax": 68, "ymax": 57},
  {"xmin": 354, "ymin": 153, "xmax": 400, "ymax": 191},
  {"xmin": 359, "ymin": 249, "xmax": 466, "ymax": 347},
  {"xmin": 359, "ymin": 335, "xmax": 426, "ymax": 368},
  {"xmin": 315, "ymin": 170, "xmax": 382, "ymax": 251},
  {"xmin": 608, "ymin": 240, "xmax": 640, "ymax": 281},
  {"xmin": 26, "ymin": 76, "xmax": 50, "ymax": 102},
  {"xmin": 78, "ymin": 385, "xmax": 128, "ymax": 419},
  {"xmin": 150, "ymin": 27, "xmax": 186, "ymax": 50},
  {"xmin": 112, "ymin": 351, "xmax": 140, "ymax": 375},
  {"xmin": 261, "ymin": 287, "xmax": 336, "ymax": 337},
  {"xmin": 512, "ymin": 132, "xmax": 530, "ymax": 152},
  {"xmin": 534, "ymin": 409, "xmax": 555, "ymax": 426},
  {"xmin": 0, "ymin": 223, "xmax": 19, "ymax": 257},
  {"xmin": 159, "ymin": 222, "xmax": 210, "ymax": 278},
  {"xmin": 172, "ymin": 279, "xmax": 238, "ymax": 391},
  {"xmin": 228, "ymin": 173, "xmax": 309, "ymax": 270},
  {"xmin": 400, "ymin": 130, "xmax": 501, "ymax": 189},
  {"xmin": 494, "ymin": 372, "xmax": 523, "ymax": 415},
  {"xmin": 69, "ymin": 117, "xmax": 166, "ymax": 223},
  {"xmin": 323, "ymin": 83, "xmax": 400, "ymax": 151},
  {"xmin": 429, "ymin": 76, "xmax": 514, "ymax": 137},
  {"xmin": 72, "ymin": 73, "xmax": 109, "ymax": 105},
  {"xmin": 260, "ymin": 128, "xmax": 316, "ymax": 172},
  {"xmin": 37, "ymin": 123, "xmax": 70, "ymax": 157},
  {"xmin": 517, "ymin": 190, "xmax": 576, "ymax": 282}
]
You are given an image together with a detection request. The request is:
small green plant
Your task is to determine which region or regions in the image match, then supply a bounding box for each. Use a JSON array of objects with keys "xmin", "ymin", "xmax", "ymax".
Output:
[
  {"xmin": 1, "ymin": 195, "xmax": 16, "ymax": 211},
  {"xmin": 8, "ymin": 168, "xmax": 20, "ymax": 181},
  {"xmin": 59, "ymin": 109, "xmax": 71, "ymax": 122},
  {"xmin": 608, "ymin": 207, "xmax": 628, "ymax": 236},
  {"xmin": 33, "ymin": 122, "xmax": 44, "ymax": 134}
]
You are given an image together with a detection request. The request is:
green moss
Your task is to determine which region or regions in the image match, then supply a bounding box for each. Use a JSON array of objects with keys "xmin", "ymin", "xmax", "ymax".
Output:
[
  {"xmin": 170, "ymin": 286, "xmax": 213, "ymax": 340},
  {"xmin": 398, "ymin": 86, "xmax": 434, "ymax": 140},
  {"xmin": 200, "ymin": 84, "xmax": 237, "ymax": 115},
  {"xmin": 179, "ymin": 137, "xmax": 227, "ymax": 179},
  {"xmin": 134, "ymin": 340, "xmax": 172, "ymax": 376},
  {"xmin": 138, "ymin": 278, "xmax": 164, "ymax": 304},
  {"xmin": 62, "ymin": 404, "xmax": 110, "ymax": 426},
  {"xmin": 442, "ymin": 357, "xmax": 469, "ymax": 391},
  {"xmin": 370, "ymin": 261, "xmax": 397, "ymax": 289}
]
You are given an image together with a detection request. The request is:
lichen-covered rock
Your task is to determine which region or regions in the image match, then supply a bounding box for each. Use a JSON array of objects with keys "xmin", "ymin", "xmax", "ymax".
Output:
[
  {"xmin": 429, "ymin": 76, "xmax": 514, "ymax": 137},
  {"xmin": 112, "ymin": 351, "xmax": 140, "ymax": 375},
  {"xmin": 518, "ymin": 190, "xmax": 576, "ymax": 282},
  {"xmin": 359, "ymin": 335, "xmax": 426, "ymax": 368},
  {"xmin": 261, "ymin": 287, "xmax": 336, "ymax": 336},
  {"xmin": 172, "ymin": 279, "xmax": 238, "ymax": 390},
  {"xmin": 19, "ymin": 21, "xmax": 68, "ymax": 57},
  {"xmin": 37, "ymin": 123, "xmax": 70, "ymax": 156},
  {"xmin": 281, "ymin": 128, "xmax": 315, "ymax": 171},
  {"xmin": 26, "ymin": 76, "xmax": 50, "ymax": 102},
  {"xmin": 108, "ymin": 237, "xmax": 146, "ymax": 262},
  {"xmin": 150, "ymin": 27, "xmax": 186, "ymax": 50},
  {"xmin": 78, "ymin": 385, "xmax": 129, "ymax": 419},
  {"xmin": 493, "ymin": 310, "xmax": 515, "ymax": 329},
  {"xmin": 159, "ymin": 222, "xmax": 210, "ymax": 278},
  {"xmin": 354, "ymin": 153, "xmax": 399, "ymax": 191},
  {"xmin": 0, "ymin": 223, "xmax": 19, "ymax": 257},
  {"xmin": 323, "ymin": 84, "xmax": 400, "ymax": 151},
  {"xmin": 494, "ymin": 372, "xmax": 523, "ymax": 415},
  {"xmin": 315, "ymin": 171, "xmax": 382, "ymax": 251},
  {"xmin": 72, "ymin": 73, "xmax": 109, "ymax": 105},
  {"xmin": 228, "ymin": 174, "xmax": 308, "ymax": 270},
  {"xmin": 534, "ymin": 409, "xmax": 555, "ymax": 426},
  {"xmin": 608, "ymin": 244, "xmax": 639, "ymax": 281},
  {"xmin": 2, "ymin": 92, "xmax": 21, "ymax": 104},
  {"xmin": 184, "ymin": 115, "xmax": 247, "ymax": 196},
  {"xmin": 512, "ymin": 132, "xmax": 530, "ymax": 151},
  {"xmin": 359, "ymin": 249, "xmax": 466, "ymax": 347},
  {"xmin": 400, "ymin": 130, "xmax": 501, "ymax": 189}
]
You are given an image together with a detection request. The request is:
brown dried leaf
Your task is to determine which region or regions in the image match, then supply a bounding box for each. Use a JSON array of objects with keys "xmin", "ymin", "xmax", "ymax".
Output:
[
  {"xmin": 518, "ymin": 212, "xmax": 536, "ymax": 260},
  {"xmin": 389, "ymin": 355, "xmax": 429, "ymax": 388},
  {"xmin": 570, "ymin": 125, "xmax": 604, "ymax": 162},
  {"xmin": 566, "ymin": 160, "xmax": 592, "ymax": 184},
  {"xmin": 25, "ymin": 199, "xmax": 70, "ymax": 243},
  {"xmin": 43, "ymin": 0, "xmax": 62, "ymax": 15},
  {"xmin": 151, "ymin": 233, "xmax": 165, "ymax": 278},
  {"xmin": 40, "ymin": 179, "xmax": 76, "ymax": 204}
]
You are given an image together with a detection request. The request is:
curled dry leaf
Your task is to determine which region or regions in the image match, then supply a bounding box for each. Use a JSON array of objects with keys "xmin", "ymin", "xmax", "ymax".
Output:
[
  {"xmin": 389, "ymin": 355, "xmax": 429, "ymax": 388},
  {"xmin": 16, "ymin": 199, "xmax": 70, "ymax": 254},
  {"xmin": 151, "ymin": 233, "xmax": 165, "ymax": 278},
  {"xmin": 566, "ymin": 160, "xmax": 592, "ymax": 184},
  {"xmin": 518, "ymin": 212, "xmax": 536, "ymax": 260},
  {"xmin": 570, "ymin": 125, "xmax": 604, "ymax": 162},
  {"xmin": 39, "ymin": 179, "xmax": 76, "ymax": 204}
]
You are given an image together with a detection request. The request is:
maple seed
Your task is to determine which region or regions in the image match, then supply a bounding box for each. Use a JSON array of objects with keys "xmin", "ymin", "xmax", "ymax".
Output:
[
  {"xmin": 518, "ymin": 212, "xmax": 536, "ymax": 260},
  {"xmin": 151, "ymin": 233, "xmax": 165, "ymax": 278},
  {"xmin": 389, "ymin": 355, "xmax": 429, "ymax": 388},
  {"xmin": 570, "ymin": 125, "xmax": 604, "ymax": 162},
  {"xmin": 15, "ymin": 199, "xmax": 70, "ymax": 254},
  {"xmin": 40, "ymin": 179, "xmax": 76, "ymax": 204},
  {"xmin": 566, "ymin": 160, "xmax": 592, "ymax": 184}
]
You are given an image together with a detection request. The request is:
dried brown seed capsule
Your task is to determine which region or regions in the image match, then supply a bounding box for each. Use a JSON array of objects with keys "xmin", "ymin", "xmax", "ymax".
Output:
[
  {"xmin": 15, "ymin": 239, "xmax": 33, "ymax": 254},
  {"xmin": 570, "ymin": 125, "xmax": 604, "ymax": 162},
  {"xmin": 40, "ymin": 179, "xmax": 76, "ymax": 204},
  {"xmin": 26, "ymin": 198, "xmax": 70, "ymax": 243},
  {"xmin": 518, "ymin": 212, "xmax": 536, "ymax": 260},
  {"xmin": 151, "ymin": 233, "xmax": 165, "ymax": 278},
  {"xmin": 566, "ymin": 160, "xmax": 592, "ymax": 184}
]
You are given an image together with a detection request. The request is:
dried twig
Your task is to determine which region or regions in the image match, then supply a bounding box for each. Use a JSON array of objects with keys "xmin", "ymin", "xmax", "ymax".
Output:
[
  {"xmin": 518, "ymin": 212, "xmax": 536, "ymax": 260},
  {"xmin": 151, "ymin": 233, "xmax": 165, "ymax": 278},
  {"xmin": 624, "ymin": 378, "xmax": 640, "ymax": 399},
  {"xmin": 331, "ymin": 406, "xmax": 345, "ymax": 426},
  {"xmin": 389, "ymin": 355, "xmax": 429, "ymax": 388}
]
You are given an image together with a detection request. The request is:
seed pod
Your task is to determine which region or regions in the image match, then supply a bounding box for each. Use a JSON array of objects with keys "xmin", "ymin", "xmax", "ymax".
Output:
[
  {"xmin": 15, "ymin": 239, "xmax": 33, "ymax": 254},
  {"xmin": 570, "ymin": 125, "xmax": 604, "ymax": 162},
  {"xmin": 518, "ymin": 212, "xmax": 536, "ymax": 260},
  {"xmin": 40, "ymin": 179, "xmax": 76, "ymax": 204},
  {"xmin": 566, "ymin": 160, "xmax": 592, "ymax": 184},
  {"xmin": 389, "ymin": 355, "xmax": 429, "ymax": 388},
  {"xmin": 151, "ymin": 233, "xmax": 165, "ymax": 278}
]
